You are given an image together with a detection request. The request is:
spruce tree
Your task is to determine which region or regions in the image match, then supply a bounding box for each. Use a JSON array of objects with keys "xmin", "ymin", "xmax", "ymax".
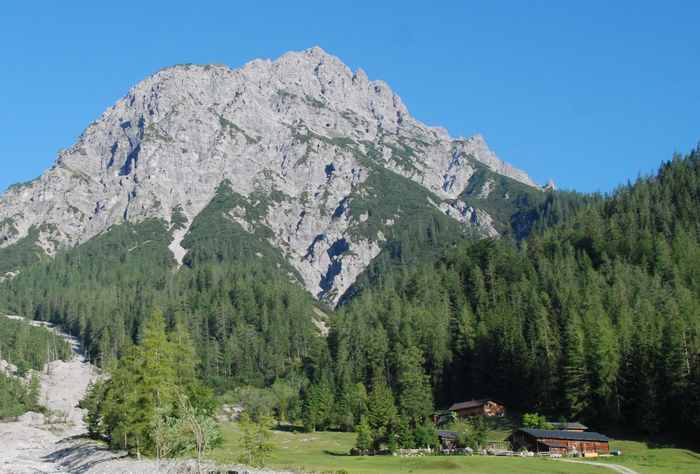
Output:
[
  {"xmin": 561, "ymin": 310, "xmax": 589, "ymax": 419},
  {"xmin": 302, "ymin": 380, "xmax": 334, "ymax": 432},
  {"xmin": 396, "ymin": 346, "xmax": 433, "ymax": 426},
  {"xmin": 367, "ymin": 377, "xmax": 398, "ymax": 448},
  {"xmin": 355, "ymin": 417, "xmax": 374, "ymax": 452}
]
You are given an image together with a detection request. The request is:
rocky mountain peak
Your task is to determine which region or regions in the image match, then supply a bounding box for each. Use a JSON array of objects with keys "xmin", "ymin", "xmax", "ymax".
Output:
[
  {"xmin": 0, "ymin": 47, "xmax": 539, "ymax": 304},
  {"xmin": 544, "ymin": 179, "xmax": 557, "ymax": 191}
]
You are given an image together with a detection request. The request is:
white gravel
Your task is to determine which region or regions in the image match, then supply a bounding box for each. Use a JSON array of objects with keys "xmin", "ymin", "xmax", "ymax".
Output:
[
  {"xmin": 0, "ymin": 316, "xmax": 291, "ymax": 474},
  {"xmin": 0, "ymin": 316, "xmax": 98, "ymax": 473}
]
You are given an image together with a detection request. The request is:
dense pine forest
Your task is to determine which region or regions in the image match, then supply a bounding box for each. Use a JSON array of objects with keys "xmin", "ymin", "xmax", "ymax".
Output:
[{"xmin": 1, "ymin": 148, "xmax": 699, "ymax": 447}]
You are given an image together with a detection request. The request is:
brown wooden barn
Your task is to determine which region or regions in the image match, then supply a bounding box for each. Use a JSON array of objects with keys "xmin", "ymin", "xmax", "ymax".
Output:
[
  {"xmin": 508, "ymin": 428, "xmax": 609, "ymax": 455},
  {"xmin": 448, "ymin": 399, "xmax": 506, "ymax": 418}
]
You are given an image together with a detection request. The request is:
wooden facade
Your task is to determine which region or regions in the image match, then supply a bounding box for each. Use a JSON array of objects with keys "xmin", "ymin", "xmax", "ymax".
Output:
[
  {"xmin": 448, "ymin": 399, "xmax": 506, "ymax": 418},
  {"xmin": 509, "ymin": 428, "xmax": 609, "ymax": 455}
]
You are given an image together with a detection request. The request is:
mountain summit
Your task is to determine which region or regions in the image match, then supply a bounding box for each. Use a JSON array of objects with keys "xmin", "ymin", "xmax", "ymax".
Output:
[{"xmin": 0, "ymin": 47, "xmax": 538, "ymax": 303}]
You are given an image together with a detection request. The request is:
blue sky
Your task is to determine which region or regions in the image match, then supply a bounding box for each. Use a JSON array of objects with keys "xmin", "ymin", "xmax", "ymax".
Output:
[{"xmin": 1, "ymin": 1, "xmax": 698, "ymax": 193}]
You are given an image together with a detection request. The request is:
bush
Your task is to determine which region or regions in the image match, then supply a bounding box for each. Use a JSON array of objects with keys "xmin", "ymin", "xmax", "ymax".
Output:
[
  {"xmin": 447, "ymin": 417, "xmax": 488, "ymax": 450},
  {"xmin": 522, "ymin": 412, "xmax": 553, "ymax": 429},
  {"xmin": 414, "ymin": 422, "xmax": 439, "ymax": 449}
]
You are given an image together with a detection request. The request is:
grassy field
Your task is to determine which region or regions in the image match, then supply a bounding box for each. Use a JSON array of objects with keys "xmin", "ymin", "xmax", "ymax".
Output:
[
  {"xmin": 211, "ymin": 423, "xmax": 619, "ymax": 473},
  {"xmin": 593, "ymin": 439, "xmax": 700, "ymax": 474}
]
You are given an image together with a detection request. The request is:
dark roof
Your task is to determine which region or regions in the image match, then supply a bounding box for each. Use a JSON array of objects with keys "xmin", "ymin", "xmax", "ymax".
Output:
[
  {"xmin": 438, "ymin": 430, "xmax": 459, "ymax": 440},
  {"xmin": 517, "ymin": 428, "xmax": 609, "ymax": 442},
  {"xmin": 549, "ymin": 422, "xmax": 588, "ymax": 431},
  {"xmin": 448, "ymin": 399, "xmax": 499, "ymax": 411}
]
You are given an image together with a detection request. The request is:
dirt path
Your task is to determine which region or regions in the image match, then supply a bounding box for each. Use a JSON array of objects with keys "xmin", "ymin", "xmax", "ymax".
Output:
[{"xmin": 556, "ymin": 458, "xmax": 640, "ymax": 474}]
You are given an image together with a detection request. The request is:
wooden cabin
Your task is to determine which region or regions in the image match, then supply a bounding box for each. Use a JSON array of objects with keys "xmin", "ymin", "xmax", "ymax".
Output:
[
  {"xmin": 509, "ymin": 428, "xmax": 609, "ymax": 455},
  {"xmin": 448, "ymin": 399, "xmax": 506, "ymax": 418}
]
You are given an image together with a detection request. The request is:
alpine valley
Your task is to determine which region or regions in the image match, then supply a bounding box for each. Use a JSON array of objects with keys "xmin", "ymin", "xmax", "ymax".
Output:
[{"xmin": 1, "ymin": 47, "xmax": 700, "ymax": 473}]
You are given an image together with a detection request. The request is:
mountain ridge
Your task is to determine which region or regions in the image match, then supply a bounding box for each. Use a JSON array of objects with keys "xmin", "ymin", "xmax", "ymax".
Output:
[{"xmin": 0, "ymin": 46, "xmax": 539, "ymax": 303}]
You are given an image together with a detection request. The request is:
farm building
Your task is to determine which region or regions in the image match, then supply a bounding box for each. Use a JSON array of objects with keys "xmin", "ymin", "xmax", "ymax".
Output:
[
  {"xmin": 437, "ymin": 430, "xmax": 459, "ymax": 449},
  {"xmin": 509, "ymin": 428, "xmax": 610, "ymax": 455},
  {"xmin": 447, "ymin": 399, "xmax": 506, "ymax": 418}
]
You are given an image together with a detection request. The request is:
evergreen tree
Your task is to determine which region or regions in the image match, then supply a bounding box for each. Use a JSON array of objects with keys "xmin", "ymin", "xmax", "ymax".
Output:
[
  {"xmin": 83, "ymin": 309, "xmax": 217, "ymax": 456},
  {"xmin": 658, "ymin": 314, "xmax": 691, "ymax": 429},
  {"xmin": 396, "ymin": 346, "xmax": 433, "ymax": 426},
  {"xmin": 355, "ymin": 417, "xmax": 374, "ymax": 452},
  {"xmin": 238, "ymin": 414, "xmax": 274, "ymax": 468},
  {"xmin": 302, "ymin": 379, "xmax": 335, "ymax": 432},
  {"xmin": 561, "ymin": 310, "xmax": 589, "ymax": 419},
  {"xmin": 366, "ymin": 378, "xmax": 398, "ymax": 449}
]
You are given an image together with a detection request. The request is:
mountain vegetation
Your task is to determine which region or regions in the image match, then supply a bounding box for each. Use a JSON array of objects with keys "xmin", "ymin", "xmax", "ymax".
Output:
[
  {"xmin": 80, "ymin": 310, "xmax": 221, "ymax": 459},
  {"xmin": 0, "ymin": 317, "xmax": 72, "ymax": 373},
  {"xmin": 0, "ymin": 317, "xmax": 71, "ymax": 418},
  {"xmin": 330, "ymin": 148, "xmax": 700, "ymax": 442},
  {"xmin": 1, "ymin": 147, "xmax": 699, "ymax": 450},
  {"xmin": 0, "ymin": 372, "xmax": 40, "ymax": 419}
]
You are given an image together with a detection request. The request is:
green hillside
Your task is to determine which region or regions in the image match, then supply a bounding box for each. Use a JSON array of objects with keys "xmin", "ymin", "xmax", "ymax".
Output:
[{"xmin": 0, "ymin": 148, "xmax": 699, "ymax": 459}]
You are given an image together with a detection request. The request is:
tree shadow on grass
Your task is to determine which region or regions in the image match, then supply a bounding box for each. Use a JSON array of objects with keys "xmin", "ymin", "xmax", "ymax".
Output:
[
  {"xmin": 275, "ymin": 424, "xmax": 306, "ymax": 433},
  {"xmin": 323, "ymin": 450, "xmax": 352, "ymax": 457}
]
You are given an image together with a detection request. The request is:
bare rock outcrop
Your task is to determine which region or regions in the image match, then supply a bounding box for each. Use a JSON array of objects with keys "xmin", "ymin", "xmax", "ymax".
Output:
[{"xmin": 0, "ymin": 47, "xmax": 538, "ymax": 303}]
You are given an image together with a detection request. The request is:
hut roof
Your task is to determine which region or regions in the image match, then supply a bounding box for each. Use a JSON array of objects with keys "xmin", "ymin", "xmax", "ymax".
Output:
[
  {"xmin": 448, "ymin": 399, "xmax": 498, "ymax": 411},
  {"xmin": 549, "ymin": 422, "xmax": 589, "ymax": 431},
  {"xmin": 517, "ymin": 428, "xmax": 609, "ymax": 442}
]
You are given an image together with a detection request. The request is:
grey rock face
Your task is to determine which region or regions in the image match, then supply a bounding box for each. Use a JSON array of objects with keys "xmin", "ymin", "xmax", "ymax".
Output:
[{"xmin": 0, "ymin": 47, "xmax": 538, "ymax": 303}]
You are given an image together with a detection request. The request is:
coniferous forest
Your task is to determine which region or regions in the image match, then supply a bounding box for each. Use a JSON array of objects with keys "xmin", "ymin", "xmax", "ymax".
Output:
[
  {"xmin": 1, "ymin": 149, "xmax": 699, "ymax": 448},
  {"xmin": 0, "ymin": 317, "xmax": 71, "ymax": 418}
]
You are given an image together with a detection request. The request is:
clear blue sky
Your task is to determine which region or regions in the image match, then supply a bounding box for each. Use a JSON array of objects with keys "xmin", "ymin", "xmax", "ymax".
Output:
[{"xmin": 1, "ymin": 1, "xmax": 698, "ymax": 193}]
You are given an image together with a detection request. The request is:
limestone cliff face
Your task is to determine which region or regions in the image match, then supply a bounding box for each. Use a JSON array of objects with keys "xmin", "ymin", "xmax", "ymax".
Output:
[{"xmin": 0, "ymin": 47, "xmax": 537, "ymax": 303}]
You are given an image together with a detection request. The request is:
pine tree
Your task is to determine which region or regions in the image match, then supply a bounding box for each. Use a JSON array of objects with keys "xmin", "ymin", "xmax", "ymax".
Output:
[
  {"xmin": 83, "ymin": 309, "xmax": 210, "ymax": 456},
  {"xmin": 302, "ymin": 380, "xmax": 334, "ymax": 432},
  {"xmin": 133, "ymin": 309, "xmax": 178, "ymax": 450},
  {"xmin": 367, "ymin": 377, "xmax": 398, "ymax": 448},
  {"xmin": 561, "ymin": 310, "xmax": 589, "ymax": 419},
  {"xmin": 395, "ymin": 416, "xmax": 416, "ymax": 448},
  {"xmin": 355, "ymin": 417, "xmax": 374, "ymax": 452},
  {"xmin": 688, "ymin": 355, "xmax": 700, "ymax": 431},
  {"xmin": 169, "ymin": 315, "xmax": 198, "ymax": 386},
  {"xmin": 584, "ymin": 303, "xmax": 619, "ymax": 423},
  {"xmin": 658, "ymin": 313, "xmax": 691, "ymax": 429},
  {"xmin": 396, "ymin": 346, "xmax": 433, "ymax": 426},
  {"xmin": 238, "ymin": 414, "xmax": 274, "ymax": 468},
  {"xmin": 620, "ymin": 328, "xmax": 660, "ymax": 434},
  {"xmin": 25, "ymin": 372, "xmax": 41, "ymax": 411}
]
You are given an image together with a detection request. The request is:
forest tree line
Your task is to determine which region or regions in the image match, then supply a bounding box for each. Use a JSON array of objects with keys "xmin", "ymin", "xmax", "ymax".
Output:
[{"xmin": 0, "ymin": 149, "xmax": 699, "ymax": 445}]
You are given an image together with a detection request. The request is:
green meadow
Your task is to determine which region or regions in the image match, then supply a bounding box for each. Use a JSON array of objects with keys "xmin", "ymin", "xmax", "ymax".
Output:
[
  {"xmin": 593, "ymin": 439, "xmax": 700, "ymax": 474},
  {"xmin": 209, "ymin": 422, "xmax": 700, "ymax": 474}
]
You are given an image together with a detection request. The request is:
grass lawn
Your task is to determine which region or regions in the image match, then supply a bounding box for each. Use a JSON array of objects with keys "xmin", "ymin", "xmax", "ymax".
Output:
[
  {"xmin": 211, "ymin": 422, "xmax": 610, "ymax": 473},
  {"xmin": 592, "ymin": 438, "xmax": 700, "ymax": 474}
]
